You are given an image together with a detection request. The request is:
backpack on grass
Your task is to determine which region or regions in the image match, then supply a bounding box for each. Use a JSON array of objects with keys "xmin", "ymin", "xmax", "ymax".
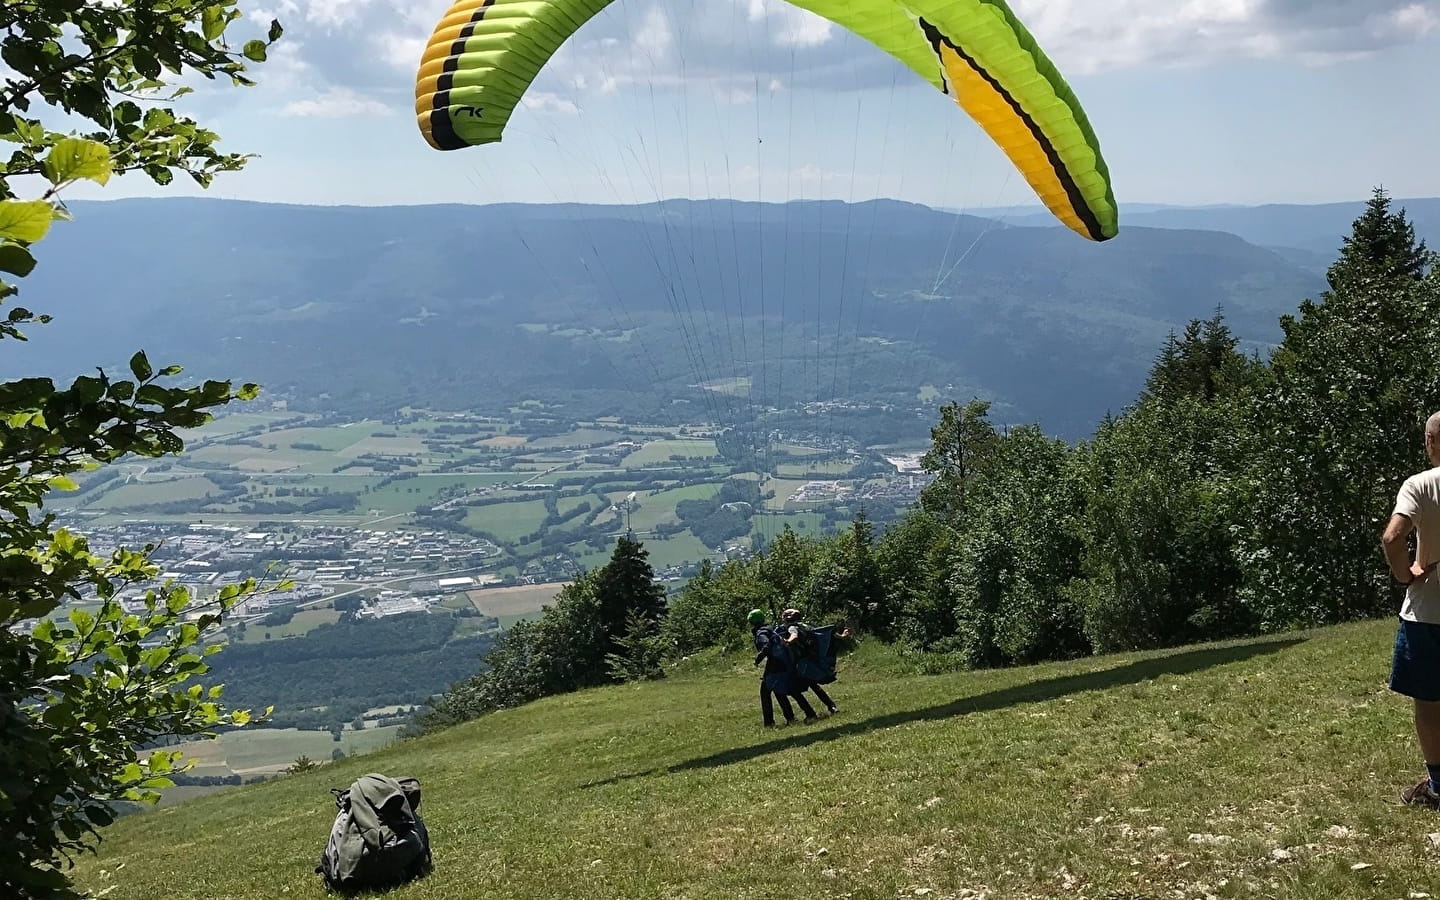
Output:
[{"xmin": 316, "ymin": 773, "xmax": 432, "ymax": 892}]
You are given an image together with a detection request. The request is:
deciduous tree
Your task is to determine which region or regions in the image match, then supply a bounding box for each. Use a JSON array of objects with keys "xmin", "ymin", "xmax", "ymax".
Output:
[{"xmin": 0, "ymin": 1, "xmax": 283, "ymax": 895}]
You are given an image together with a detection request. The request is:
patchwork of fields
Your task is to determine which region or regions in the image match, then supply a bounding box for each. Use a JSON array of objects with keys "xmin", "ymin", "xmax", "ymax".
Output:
[{"xmin": 59, "ymin": 409, "xmax": 895, "ymax": 581}]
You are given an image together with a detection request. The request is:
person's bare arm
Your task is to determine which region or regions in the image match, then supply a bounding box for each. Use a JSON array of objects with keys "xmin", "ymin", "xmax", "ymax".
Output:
[{"xmin": 1383, "ymin": 513, "xmax": 1427, "ymax": 583}]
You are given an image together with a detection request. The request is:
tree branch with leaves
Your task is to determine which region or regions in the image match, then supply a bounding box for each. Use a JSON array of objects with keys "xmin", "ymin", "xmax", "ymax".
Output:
[{"xmin": 0, "ymin": 2, "xmax": 287, "ymax": 897}]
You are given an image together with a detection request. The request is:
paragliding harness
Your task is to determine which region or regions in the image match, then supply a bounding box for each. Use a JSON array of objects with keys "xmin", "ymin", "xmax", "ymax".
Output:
[
  {"xmin": 316, "ymin": 773, "xmax": 432, "ymax": 893},
  {"xmin": 788, "ymin": 623, "xmax": 840, "ymax": 685},
  {"xmin": 758, "ymin": 621, "xmax": 841, "ymax": 688}
]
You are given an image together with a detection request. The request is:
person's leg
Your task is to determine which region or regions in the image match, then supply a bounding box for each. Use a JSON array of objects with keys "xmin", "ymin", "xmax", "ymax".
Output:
[
  {"xmin": 1392, "ymin": 620, "xmax": 1440, "ymax": 807},
  {"xmin": 775, "ymin": 691, "xmax": 796, "ymax": 722},
  {"xmin": 759, "ymin": 681, "xmax": 776, "ymax": 726},
  {"xmin": 791, "ymin": 690, "xmax": 817, "ymax": 720},
  {"xmin": 808, "ymin": 681, "xmax": 835, "ymax": 712},
  {"xmin": 1416, "ymin": 699, "xmax": 1440, "ymax": 784}
]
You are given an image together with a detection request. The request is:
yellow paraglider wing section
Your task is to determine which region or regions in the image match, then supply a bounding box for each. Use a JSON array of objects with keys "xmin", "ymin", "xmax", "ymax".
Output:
[{"xmin": 415, "ymin": 0, "xmax": 1117, "ymax": 241}]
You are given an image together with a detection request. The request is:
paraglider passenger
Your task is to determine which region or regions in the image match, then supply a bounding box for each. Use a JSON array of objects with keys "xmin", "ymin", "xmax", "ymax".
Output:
[{"xmin": 779, "ymin": 608, "xmax": 840, "ymax": 715}]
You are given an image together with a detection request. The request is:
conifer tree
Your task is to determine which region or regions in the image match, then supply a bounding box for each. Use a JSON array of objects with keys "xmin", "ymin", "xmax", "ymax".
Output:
[
  {"xmin": 1237, "ymin": 187, "xmax": 1440, "ymax": 628},
  {"xmin": 1328, "ymin": 186, "xmax": 1429, "ymax": 289},
  {"xmin": 593, "ymin": 536, "xmax": 666, "ymax": 649}
]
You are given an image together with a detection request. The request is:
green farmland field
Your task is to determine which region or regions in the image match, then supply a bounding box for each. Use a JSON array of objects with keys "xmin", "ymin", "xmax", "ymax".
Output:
[
  {"xmin": 463, "ymin": 499, "xmax": 552, "ymax": 542},
  {"xmin": 234, "ymin": 608, "xmax": 338, "ymax": 642},
  {"xmin": 84, "ymin": 476, "xmax": 218, "ymax": 509},
  {"xmin": 621, "ymin": 439, "xmax": 719, "ymax": 468},
  {"xmin": 611, "ymin": 483, "xmax": 722, "ymax": 532}
]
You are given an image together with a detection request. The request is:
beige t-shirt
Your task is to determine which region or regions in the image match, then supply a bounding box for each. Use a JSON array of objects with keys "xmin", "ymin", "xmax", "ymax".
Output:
[{"xmin": 1394, "ymin": 466, "xmax": 1440, "ymax": 623}]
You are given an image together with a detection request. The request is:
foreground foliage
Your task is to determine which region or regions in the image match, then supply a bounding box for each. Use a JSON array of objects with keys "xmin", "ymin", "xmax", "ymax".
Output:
[{"xmin": 0, "ymin": 0, "xmax": 282, "ymax": 895}]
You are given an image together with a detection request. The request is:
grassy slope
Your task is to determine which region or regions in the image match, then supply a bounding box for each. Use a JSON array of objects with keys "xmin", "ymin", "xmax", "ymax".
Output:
[{"xmin": 72, "ymin": 619, "xmax": 1440, "ymax": 900}]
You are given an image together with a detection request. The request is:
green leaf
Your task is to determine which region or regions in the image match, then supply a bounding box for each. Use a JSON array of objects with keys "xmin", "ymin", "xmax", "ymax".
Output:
[
  {"xmin": 0, "ymin": 200, "xmax": 55, "ymax": 243},
  {"xmin": 42, "ymin": 138, "xmax": 112, "ymax": 187},
  {"xmin": 69, "ymin": 608, "xmax": 95, "ymax": 633},
  {"xmin": 130, "ymin": 350, "xmax": 153, "ymax": 382},
  {"xmin": 49, "ymin": 475, "xmax": 79, "ymax": 491},
  {"xmin": 0, "ymin": 242, "xmax": 36, "ymax": 276},
  {"xmin": 201, "ymin": 6, "xmax": 227, "ymax": 41},
  {"xmin": 269, "ymin": 19, "xmax": 284, "ymax": 42},
  {"xmin": 242, "ymin": 40, "xmax": 267, "ymax": 62}
]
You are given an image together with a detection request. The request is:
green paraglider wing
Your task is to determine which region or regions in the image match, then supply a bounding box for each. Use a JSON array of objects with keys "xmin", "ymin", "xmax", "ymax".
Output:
[{"xmin": 415, "ymin": 0, "xmax": 1117, "ymax": 241}]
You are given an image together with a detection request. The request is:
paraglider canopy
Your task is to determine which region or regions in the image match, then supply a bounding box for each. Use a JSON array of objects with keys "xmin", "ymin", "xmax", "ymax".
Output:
[{"xmin": 413, "ymin": 0, "xmax": 1118, "ymax": 241}]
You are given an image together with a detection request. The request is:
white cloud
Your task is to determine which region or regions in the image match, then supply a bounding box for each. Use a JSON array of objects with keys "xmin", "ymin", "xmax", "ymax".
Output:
[
  {"xmin": 377, "ymin": 31, "xmax": 426, "ymax": 72},
  {"xmin": 296, "ymin": 0, "xmax": 377, "ymax": 29},
  {"xmin": 743, "ymin": 0, "xmax": 834, "ymax": 47},
  {"xmin": 247, "ymin": 1, "xmax": 301, "ymax": 27},
  {"xmin": 1009, "ymin": 0, "xmax": 1440, "ymax": 73},
  {"xmin": 521, "ymin": 92, "xmax": 580, "ymax": 114},
  {"xmin": 743, "ymin": 0, "xmax": 835, "ymax": 47},
  {"xmin": 776, "ymin": 17, "xmax": 834, "ymax": 48},
  {"xmin": 261, "ymin": 39, "xmax": 313, "ymax": 89},
  {"xmin": 714, "ymin": 85, "xmax": 755, "ymax": 105},
  {"xmin": 227, "ymin": 0, "xmax": 1440, "ymax": 128},
  {"xmin": 633, "ymin": 7, "xmax": 674, "ymax": 60},
  {"xmin": 280, "ymin": 87, "xmax": 392, "ymax": 117}
]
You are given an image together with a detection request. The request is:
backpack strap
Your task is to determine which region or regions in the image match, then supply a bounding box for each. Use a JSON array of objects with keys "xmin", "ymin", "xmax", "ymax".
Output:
[{"xmin": 396, "ymin": 777, "xmax": 422, "ymax": 813}]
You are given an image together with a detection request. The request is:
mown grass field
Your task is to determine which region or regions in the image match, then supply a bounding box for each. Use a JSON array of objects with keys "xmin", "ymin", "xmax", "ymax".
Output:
[
  {"xmin": 776, "ymin": 460, "xmax": 855, "ymax": 477},
  {"xmin": 462, "ymin": 499, "xmax": 552, "ymax": 542},
  {"xmin": 190, "ymin": 412, "xmax": 297, "ymax": 437},
  {"xmin": 164, "ymin": 725, "xmax": 404, "ymax": 778},
  {"xmin": 764, "ymin": 477, "xmax": 811, "ymax": 509},
  {"xmin": 466, "ymin": 583, "xmax": 568, "ymax": 617},
  {"xmin": 71, "ymin": 618, "xmax": 1440, "ymax": 900},
  {"xmin": 622, "ymin": 439, "xmax": 720, "ymax": 467},
  {"xmin": 611, "ymin": 483, "xmax": 722, "ymax": 533},
  {"xmin": 573, "ymin": 531, "xmax": 716, "ymax": 571},
  {"xmin": 526, "ymin": 428, "xmax": 625, "ymax": 450},
  {"xmin": 95, "ymin": 476, "xmax": 217, "ymax": 508},
  {"xmin": 234, "ymin": 608, "xmax": 338, "ymax": 642}
]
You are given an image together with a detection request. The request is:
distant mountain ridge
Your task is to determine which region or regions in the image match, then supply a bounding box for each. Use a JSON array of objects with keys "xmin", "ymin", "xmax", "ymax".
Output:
[
  {"xmin": 6, "ymin": 195, "xmax": 1360, "ymax": 438},
  {"xmin": 962, "ymin": 196, "xmax": 1440, "ymax": 263}
]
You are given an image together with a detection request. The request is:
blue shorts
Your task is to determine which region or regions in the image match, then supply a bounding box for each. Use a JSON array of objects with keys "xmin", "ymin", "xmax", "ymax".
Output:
[{"xmin": 1390, "ymin": 619, "xmax": 1440, "ymax": 701}]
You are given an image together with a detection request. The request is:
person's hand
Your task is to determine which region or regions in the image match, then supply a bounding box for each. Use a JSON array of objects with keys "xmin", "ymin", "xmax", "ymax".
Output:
[{"xmin": 1409, "ymin": 561, "xmax": 1439, "ymax": 584}]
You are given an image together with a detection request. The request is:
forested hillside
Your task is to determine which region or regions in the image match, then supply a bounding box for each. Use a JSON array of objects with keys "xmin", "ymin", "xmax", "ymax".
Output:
[{"xmin": 13, "ymin": 196, "xmax": 1332, "ymax": 438}]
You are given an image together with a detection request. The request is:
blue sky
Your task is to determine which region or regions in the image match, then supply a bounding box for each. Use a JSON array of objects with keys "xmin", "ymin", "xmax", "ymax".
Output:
[{"xmin": 61, "ymin": 0, "xmax": 1440, "ymax": 211}]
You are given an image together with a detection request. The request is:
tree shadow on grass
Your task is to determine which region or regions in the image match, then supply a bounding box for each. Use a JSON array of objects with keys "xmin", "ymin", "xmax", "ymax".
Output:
[{"xmin": 580, "ymin": 635, "xmax": 1306, "ymax": 789}]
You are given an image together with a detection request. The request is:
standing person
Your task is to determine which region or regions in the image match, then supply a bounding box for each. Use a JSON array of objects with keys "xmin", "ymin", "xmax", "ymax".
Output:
[
  {"xmin": 750, "ymin": 609, "xmax": 816, "ymax": 726},
  {"xmin": 1382, "ymin": 411, "xmax": 1440, "ymax": 808}
]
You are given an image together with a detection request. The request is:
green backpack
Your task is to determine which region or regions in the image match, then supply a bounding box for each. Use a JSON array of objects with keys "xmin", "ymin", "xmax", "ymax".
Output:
[{"xmin": 316, "ymin": 773, "xmax": 432, "ymax": 892}]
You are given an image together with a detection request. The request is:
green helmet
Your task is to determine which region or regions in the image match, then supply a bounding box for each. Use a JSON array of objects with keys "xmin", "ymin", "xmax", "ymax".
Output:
[{"xmin": 747, "ymin": 609, "xmax": 766, "ymax": 627}]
